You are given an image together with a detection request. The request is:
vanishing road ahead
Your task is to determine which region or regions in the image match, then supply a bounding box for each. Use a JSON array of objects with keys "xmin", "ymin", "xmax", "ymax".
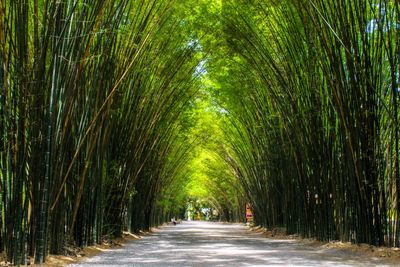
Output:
[{"xmin": 69, "ymin": 221, "xmax": 394, "ymax": 267}]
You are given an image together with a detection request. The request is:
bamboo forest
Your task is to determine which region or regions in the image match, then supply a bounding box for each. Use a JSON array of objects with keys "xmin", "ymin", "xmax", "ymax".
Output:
[{"xmin": 0, "ymin": 0, "xmax": 399, "ymax": 265}]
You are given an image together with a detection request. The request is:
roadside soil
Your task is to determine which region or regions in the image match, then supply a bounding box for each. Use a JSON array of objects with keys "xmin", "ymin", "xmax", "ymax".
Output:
[
  {"xmin": 250, "ymin": 225, "xmax": 400, "ymax": 266},
  {"xmin": 0, "ymin": 231, "xmax": 149, "ymax": 267},
  {"xmin": 39, "ymin": 231, "xmax": 149, "ymax": 267}
]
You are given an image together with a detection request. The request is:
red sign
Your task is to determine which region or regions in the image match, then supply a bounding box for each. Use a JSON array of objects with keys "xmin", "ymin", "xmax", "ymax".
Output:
[{"xmin": 246, "ymin": 203, "xmax": 253, "ymax": 222}]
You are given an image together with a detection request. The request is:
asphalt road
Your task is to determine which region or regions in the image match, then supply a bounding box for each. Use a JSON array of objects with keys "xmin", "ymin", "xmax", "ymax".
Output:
[{"xmin": 68, "ymin": 221, "xmax": 393, "ymax": 267}]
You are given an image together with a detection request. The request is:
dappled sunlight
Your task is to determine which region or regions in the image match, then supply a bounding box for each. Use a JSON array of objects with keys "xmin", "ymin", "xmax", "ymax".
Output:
[
  {"xmin": 3, "ymin": 0, "xmax": 400, "ymax": 265},
  {"xmin": 69, "ymin": 222, "xmax": 393, "ymax": 267}
]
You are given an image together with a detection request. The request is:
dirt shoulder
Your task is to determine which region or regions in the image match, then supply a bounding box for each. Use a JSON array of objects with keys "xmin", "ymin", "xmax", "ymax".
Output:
[
  {"xmin": 39, "ymin": 231, "xmax": 149, "ymax": 267},
  {"xmin": 249, "ymin": 225, "xmax": 400, "ymax": 265},
  {"xmin": 0, "ymin": 231, "xmax": 150, "ymax": 267}
]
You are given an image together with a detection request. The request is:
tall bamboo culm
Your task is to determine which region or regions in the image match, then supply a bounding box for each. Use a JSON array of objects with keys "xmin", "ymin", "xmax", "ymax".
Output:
[
  {"xmin": 217, "ymin": 0, "xmax": 399, "ymax": 246},
  {"xmin": 0, "ymin": 0, "xmax": 202, "ymax": 264}
]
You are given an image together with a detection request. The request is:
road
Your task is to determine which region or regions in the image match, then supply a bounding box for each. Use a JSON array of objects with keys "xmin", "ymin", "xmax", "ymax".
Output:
[{"xmin": 68, "ymin": 221, "xmax": 393, "ymax": 267}]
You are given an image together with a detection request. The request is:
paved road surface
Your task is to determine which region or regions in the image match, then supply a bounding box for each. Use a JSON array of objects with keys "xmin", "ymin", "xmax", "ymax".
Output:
[{"xmin": 68, "ymin": 221, "xmax": 393, "ymax": 267}]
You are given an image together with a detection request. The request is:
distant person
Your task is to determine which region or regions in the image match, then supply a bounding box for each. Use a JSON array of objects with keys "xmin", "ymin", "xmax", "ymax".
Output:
[{"xmin": 172, "ymin": 217, "xmax": 176, "ymax": 225}]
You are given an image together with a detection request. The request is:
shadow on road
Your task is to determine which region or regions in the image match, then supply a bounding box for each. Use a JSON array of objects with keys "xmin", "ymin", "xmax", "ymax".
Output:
[{"xmin": 68, "ymin": 221, "xmax": 393, "ymax": 267}]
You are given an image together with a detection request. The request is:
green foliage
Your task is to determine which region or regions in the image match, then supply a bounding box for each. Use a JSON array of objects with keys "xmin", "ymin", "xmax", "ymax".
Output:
[
  {"xmin": 0, "ymin": 0, "xmax": 227, "ymax": 264},
  {"xmin": 2, "ymin": 0, "xmax": 400, "ymax": 265},
  {"xmin": 154, "ymin": 78, "xmax": 245, "ymax": 223},
  {"xmin": 211, "ymin": 0, "xmax": 400, "ymax": 247}
]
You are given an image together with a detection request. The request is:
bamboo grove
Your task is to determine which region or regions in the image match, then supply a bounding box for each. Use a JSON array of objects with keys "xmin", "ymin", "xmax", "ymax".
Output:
[
  {"xmin": 1, "ymin": 0, "xmax": 400, "ymax": 265},
  {"xmin": 211, "ymin": 0, "xmax": 400, "ymax": 248},
  {"xmin": 0, "ymin": 0, "xmax": 211, "ymax": 264}
]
